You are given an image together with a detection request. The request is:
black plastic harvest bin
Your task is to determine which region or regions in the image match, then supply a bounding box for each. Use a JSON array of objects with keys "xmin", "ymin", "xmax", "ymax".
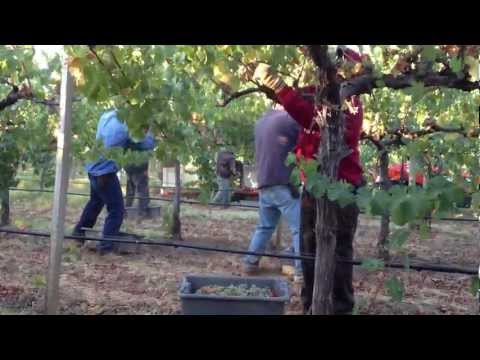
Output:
[
  {"xmin": 179, "ymin": 274, "xmax": 290, "ymax": 315},
  {"xmin": 125, "ymin": 206, "xmax": 161, "ymax": 220}
]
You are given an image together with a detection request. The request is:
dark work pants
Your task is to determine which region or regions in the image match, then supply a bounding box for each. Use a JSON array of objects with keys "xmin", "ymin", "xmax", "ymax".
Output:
[
  {"xmin": 300, "ymin": 190, "xmax": 359, "ymax": 314},
  {"xmin": 74, "ymin": 173, "xmax": 125, "ymax": 251},
  {"xmin": 125, "ymin": 168, "xmax": 150, "ymax": 216}
]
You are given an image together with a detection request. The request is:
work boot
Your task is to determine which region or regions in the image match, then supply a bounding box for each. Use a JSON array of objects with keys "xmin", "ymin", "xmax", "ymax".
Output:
[
  {"xmin": 242, "ymin": 262, "xmax": 259, "ymax": 276},
  {"xmin": 71, "ymin": 230, "xmax": 86, "ymax": 246}
]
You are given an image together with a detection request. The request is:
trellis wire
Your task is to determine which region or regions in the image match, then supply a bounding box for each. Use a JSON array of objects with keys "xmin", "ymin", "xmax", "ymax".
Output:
[{"xmin": 9, "ymin": 187, "xmax": 479, "ymax": 222}]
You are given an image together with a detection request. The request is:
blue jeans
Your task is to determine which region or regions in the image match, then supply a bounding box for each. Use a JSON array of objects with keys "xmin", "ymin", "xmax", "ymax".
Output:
[
  {"xmin": 244, "ymin": 185, "xmax": 301, "ymax": 273},
  {"xmin": 74, "ymin": 173, "xmax": 125, "ymax": 251},
  {"xmin": 212, "ymin": 176, "xmax": 232, "ymax": 205}
]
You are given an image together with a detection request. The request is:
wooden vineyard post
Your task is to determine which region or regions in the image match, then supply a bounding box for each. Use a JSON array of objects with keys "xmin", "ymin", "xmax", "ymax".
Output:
[
  {"xmin": 408, "ymin": 156, "xmax": 419, "ymax": 187},
  {"xmin": 172, "ymin": 160, "xmax": 182, "ymax": 240},
  {"xmin": 45, "ymin": 52, "xmax": 73, "ymax": 314}
]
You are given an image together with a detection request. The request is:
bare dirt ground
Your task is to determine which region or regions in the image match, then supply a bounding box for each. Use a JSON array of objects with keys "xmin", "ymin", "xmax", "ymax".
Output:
[{"xmin": 0, "ymin": 187, "xmax": 479, "ymax": 315}]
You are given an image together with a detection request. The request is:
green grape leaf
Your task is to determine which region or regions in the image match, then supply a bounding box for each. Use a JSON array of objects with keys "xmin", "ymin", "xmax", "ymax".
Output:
[
  {"xmin": 301, "ymin": 158, "xmax": 318, "ymax": 180},
  {"xmin": 355, "ymin": 186, "xmax": 372, "ymax": 211},
  {"xmin": 327, "ymin": 182, "xmax": 355, "ymax": 207},
  {"xmin": 391, "ymin": 197, "xmax": 416, "ymax": 226},
  {"xmin": 444, "ymin": 186, "xmax": 465, "ymax": 206},
  {"xmin": 387, "ymin": 228, "xmax": 410, "ymax": 250},
  {"xmin": 368, "ymin": 197, "xmax": 384, "ymax": 216},
  {"xmin": 450, "ymin": 58, "xmax": 463, "ymax": 73},
  {"xmin": 419, "ymin": 222, "xmax": 430, "ymax": 240},
  {"xmin": 290, "ymin": 167, "xmax": 301, "ymax": 187},
  {"xmin": 310, "ymin": 181, "xmax": 328, "ymax": 199},
  {"xmin": 471, "ymin": 277, "xmax": 480, "ymax": 297},
  {"xmin": 411, "ymin": 193, "xmax": 434, "ymax": 219},
  {"xmin": 285, "ymin": 152, "xmax": 297, "ymax": 167},
  {"xmin": 371, "ymin": 190, "xmax": 391, "ymax": 216},
  {"xmin": 337, "ymin": 191, "xmax": 356, "ymax": 208},
  {"xmin": 436, "ymin": 193, "xmax": 454, "ymax": 214},
  {"xmin": 472, "ymin": 192, "xmax": 480, "ymax": 213},
  {"xmin": 31, "ymin": 274, "xmax": 47, "ymax": 289},
  {"xmin": 361, "ymin": 258, "xmax": 385, "ymax": 272},
  {"xmin": 385, "ymin": 276, "xmax": 405, "ymax": 302},
  {"xmin": 306, "ymin": 173, "xmax": 329, "ymax": 199},
  {"xmin": 408, "ymin": 81, "xmax": 427, "ymax": 104},
  {"xmin": 421, "ymin": 45, "xmax": 437, "ymax": 62},
  {"xmin": 389, "ymin": 185, "xmax": 407, "ymax": 201}
]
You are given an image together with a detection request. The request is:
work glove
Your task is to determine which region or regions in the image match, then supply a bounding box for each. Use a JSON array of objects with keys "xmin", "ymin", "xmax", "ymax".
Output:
[{"xmin": 245, "ymin": 63, "xmax": 287, "ymax": 94}]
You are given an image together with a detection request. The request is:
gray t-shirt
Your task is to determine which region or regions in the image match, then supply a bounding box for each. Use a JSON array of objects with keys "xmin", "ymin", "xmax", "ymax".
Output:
[{"xmin": 255, "ymin": 110, "xmax": 300, "ymax": 189}]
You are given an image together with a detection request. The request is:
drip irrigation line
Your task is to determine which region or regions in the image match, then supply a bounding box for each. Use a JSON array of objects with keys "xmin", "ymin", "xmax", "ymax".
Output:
[{"xmin": 0, "ymin": 227, "xmax": 477, "ymax": 276}]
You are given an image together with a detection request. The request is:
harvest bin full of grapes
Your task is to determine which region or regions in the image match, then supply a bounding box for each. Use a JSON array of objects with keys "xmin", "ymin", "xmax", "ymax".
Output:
[{"xmin": 178, "ymin": 274, "xmax": 290, "ymax": 315}]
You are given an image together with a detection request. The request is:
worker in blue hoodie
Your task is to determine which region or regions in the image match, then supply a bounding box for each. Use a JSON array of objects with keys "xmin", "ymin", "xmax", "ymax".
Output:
[{"xmin": 72, "ymin": 110, "xmax": 154, "ymax": 254}]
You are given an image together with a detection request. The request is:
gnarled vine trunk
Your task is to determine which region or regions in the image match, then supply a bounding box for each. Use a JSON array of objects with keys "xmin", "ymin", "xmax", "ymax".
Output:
[
  {"xmin": 313, "ymin": 196, "xmax": 340, "ymax": 314},
  {"xmin": 308, "ymin": 45, "xmax": 349, "ymax": 315}
]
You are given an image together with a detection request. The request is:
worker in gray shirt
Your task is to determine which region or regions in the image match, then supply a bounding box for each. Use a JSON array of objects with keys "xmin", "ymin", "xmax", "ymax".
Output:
[{"xmin": 243, "ymin": 105, "xmax": 302, "ymax": 280}]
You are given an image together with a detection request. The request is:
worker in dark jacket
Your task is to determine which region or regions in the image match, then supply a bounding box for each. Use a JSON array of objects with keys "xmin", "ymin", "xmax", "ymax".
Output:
[
  {"xmin": 212, "ymin": 149, "xmax": 237, "ymax": 206},
  {"xmin": 124, "ymin": 130, "xmax": 155, "ymax": 218}
]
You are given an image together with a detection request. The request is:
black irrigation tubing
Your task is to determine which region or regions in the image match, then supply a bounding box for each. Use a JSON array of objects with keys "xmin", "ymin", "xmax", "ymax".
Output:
[
  {"xmin": 0, "ymin": 227, "xmax": 478, "ymax": 276},
  {"xmin": 426, "ymin": 217, "xmax": 479, "ymax": 223},
  {"xmin": 0, "ymin": 227, "xmax": 314, "ymax": 261},
  {"xmin": 9, "ymin": 187, "xmax": 480, "ymax": 221}
]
